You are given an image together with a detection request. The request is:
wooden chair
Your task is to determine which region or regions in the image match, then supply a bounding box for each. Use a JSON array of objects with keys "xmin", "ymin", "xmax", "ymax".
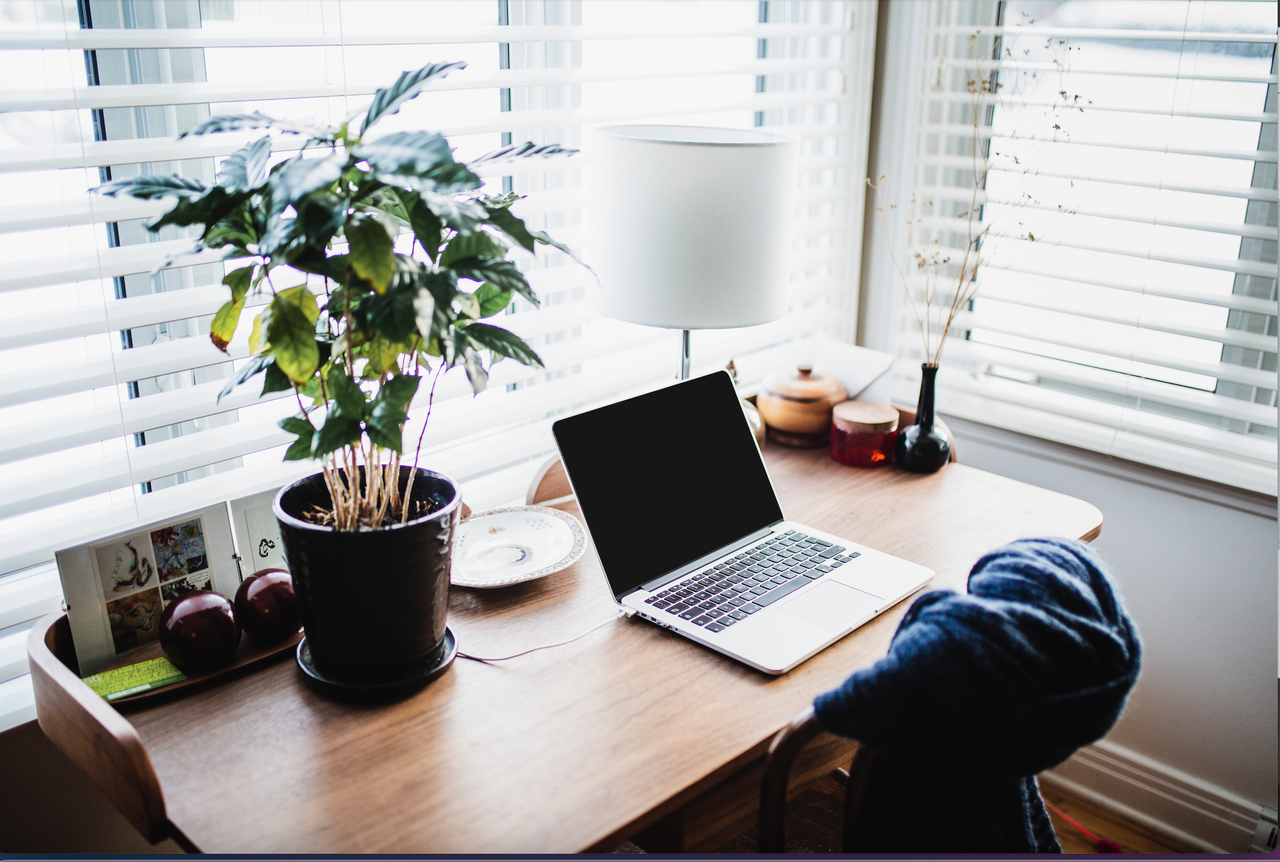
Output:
[
  {"xmin": 526, "ymin": 454, "xmax": 573, "ymax": 505},
  {"xmin": 757, "ymin": 706, "xmax": 877, "ymax": 853}
]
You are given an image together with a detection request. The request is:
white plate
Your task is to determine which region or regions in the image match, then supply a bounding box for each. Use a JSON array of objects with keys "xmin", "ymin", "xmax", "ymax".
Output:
[{"xmin": 451, "ymin": 505, "xmax": 587, "ymax": 589}]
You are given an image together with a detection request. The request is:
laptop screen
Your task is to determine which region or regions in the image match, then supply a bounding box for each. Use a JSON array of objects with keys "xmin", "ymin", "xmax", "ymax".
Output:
[{"xmin": 552, "ymin": 371, "xmax": 785, "ymax": 598}]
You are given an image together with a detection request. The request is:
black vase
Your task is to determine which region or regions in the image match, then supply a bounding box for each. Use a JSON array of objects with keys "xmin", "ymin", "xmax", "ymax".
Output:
[
  {"xmin": 274, "ymin": 467, "xmax": 460, "ymax": 687},
  {"xmin": 895, "ymin": 364, "xmax": 951, "ymax": 474}
]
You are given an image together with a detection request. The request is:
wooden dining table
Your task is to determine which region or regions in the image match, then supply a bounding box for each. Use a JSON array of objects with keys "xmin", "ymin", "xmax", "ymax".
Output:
[{"xmin": 29, "ymin": 441, "xmax": 1102, "ymax": 853}]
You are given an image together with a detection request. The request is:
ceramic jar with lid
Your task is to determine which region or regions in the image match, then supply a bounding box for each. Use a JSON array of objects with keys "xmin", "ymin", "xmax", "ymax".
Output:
[
  {"xmin": 830, "ymin": 401, "xmax": 898, "ymax": 466},
  {"xmin": 756, "ymin": 365, "xmax": 848, "ymax": 448}
]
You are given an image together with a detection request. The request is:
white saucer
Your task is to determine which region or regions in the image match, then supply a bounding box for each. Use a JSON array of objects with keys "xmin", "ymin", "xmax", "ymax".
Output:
[{"xmin": 451, "ymin": 505, "xmax": 587, "ymax": 589}]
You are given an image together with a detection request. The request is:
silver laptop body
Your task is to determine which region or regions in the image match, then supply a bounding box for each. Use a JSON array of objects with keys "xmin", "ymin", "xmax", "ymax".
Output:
[{"xmin": 552, "ymin": 370, "xmax": 933, "ymax": 675}]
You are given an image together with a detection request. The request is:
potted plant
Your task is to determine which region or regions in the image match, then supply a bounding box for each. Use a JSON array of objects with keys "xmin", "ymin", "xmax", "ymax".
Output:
[{"xmin": 98, "ymin": 61, "xmax": 583, "ymax": 692}]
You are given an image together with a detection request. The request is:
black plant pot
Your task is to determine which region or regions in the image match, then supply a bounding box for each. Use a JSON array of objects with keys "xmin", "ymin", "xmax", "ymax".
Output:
[
  {"xmin": 274, "ymin": 467, "xmax": 460, "ymax": 692},
  {"xmin": 895, "ymin": 363, "xmax": 951, "ymax": 474}
]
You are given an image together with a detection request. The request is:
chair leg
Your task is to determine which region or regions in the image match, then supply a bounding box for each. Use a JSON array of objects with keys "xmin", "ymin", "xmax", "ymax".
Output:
[
  {"xmin": 758, "ymin": 707, "xmax": 822, "ymax": 853},
  {"xmin": 841, "ymin": 743, "xmax": 878, "ymax": 853}
]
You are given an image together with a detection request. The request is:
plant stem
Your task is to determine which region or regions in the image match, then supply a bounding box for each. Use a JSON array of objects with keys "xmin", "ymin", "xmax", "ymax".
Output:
[{"xmin": 400, "ymin": 360, "xmax": 446, "ymax": 524}]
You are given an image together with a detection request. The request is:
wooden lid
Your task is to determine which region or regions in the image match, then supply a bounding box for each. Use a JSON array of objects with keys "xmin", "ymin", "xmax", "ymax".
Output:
[
  {"xmin": 832, "ymin": 400, "xmax": 898, "ymax": 434},
  {"xmin": 761, "ymin": 365, "xmax": 847, "ymax": 403}
]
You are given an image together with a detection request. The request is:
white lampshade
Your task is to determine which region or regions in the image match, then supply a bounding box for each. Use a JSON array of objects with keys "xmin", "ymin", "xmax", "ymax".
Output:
[{"xmin": 587, "ymin": 124, "xmax": 799, "ymax": 330}]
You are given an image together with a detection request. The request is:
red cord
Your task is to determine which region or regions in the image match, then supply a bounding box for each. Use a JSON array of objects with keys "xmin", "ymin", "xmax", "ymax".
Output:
[{"xmin": 1041, "ymin": 794, "xmax": 1125, "ymax": 853}]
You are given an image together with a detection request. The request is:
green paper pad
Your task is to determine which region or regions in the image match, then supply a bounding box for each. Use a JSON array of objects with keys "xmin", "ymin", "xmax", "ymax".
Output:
[{"xmin": 83, "ymin": 657, "xmax": 187, "ymax": 701}]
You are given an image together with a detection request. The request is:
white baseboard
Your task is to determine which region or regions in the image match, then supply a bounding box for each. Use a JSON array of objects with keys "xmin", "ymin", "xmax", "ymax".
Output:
[{"xmin": 1042, "ymin": 740, "xmax": 1267, "ymax": 854}]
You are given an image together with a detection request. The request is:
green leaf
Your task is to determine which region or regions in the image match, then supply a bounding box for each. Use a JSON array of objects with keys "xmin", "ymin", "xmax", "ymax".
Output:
[
  {"xmin": 249, "ymin": 310, "xmax": 269, "ymax": 355},
  {"xmin": 182, "ymin": 111, "xmax": 335, "ymax": 139},
  {"xmin": 440, "ymin": 230, "xmax": 506, "ymax": 267},
  {"xmin": 311, "ymin": 413, "xmax": 363, "ymax": 460},
  {"xmin": 346, "ymin": 216, "xmax": 396, "ymax": 293},
  {"xmin": 295, "ymin": 192, "xmax": 346, "ymax": 247},
  {"xmin": 289, "ymin": 247, "xmax": 347, "ymax": 282},
  {"xmin": 283, "ymin": 284, "xmax": 321, "ymax": 323},
  {"xmin": 210, "ymin": 265, "xmax": 255, "ymax": 351},
  {"xmin": 450, "ymin": 257, "xmax": 537, "ymax": 305},
  {"xmin": 95, "ymin": 174, "xmax": 207, "ymax": 200},
  {"xmin": 354, "ymin": 131, "xmax": 453, "ymax": 177},
  {"xmin": 357, "ymin": 336, "xmax": 403, "ymax": 378},
  {"xmin": 474, "ymin": 282, "xmax": 512, "ymax": 317},
  {"xmin": 419, "ymin": 191, "xmax": 487, "ymax": 233},
  {"xmin": 462, "ymin": 321, "xmax": 543, "ymax": 368},
  {"xmin": 149, "ymin": 185, "xmax": 250, "ymax": 234},
  {"xmin": 366, "ymin": 374, "xmax": 421, "ymax": 452},
  {"xmin": 360, "ymin": 61, "xmax": 467, "ymax": 135},
  {"xmin": 454, "ymin": 291, "xmax": 481, "ymax": 319},
  {"xmin": 269, "ymin": 152, "xmax": 346, "ymax": 206},
  {"xmin": 469, "ymin": 141, "xmax": 577, "ymax": 166},
  {"xmin": 446, "ymin": 329, "xmax": 486, "ymax": 392},
  {"xmin": 414, "ymin": 287, "xmax": 436, "ymax": 339},
  {"xmin": 421, "ymin": 270, "xmax": 460, "ymax": 338},
  {"xmin": 217, "ymin": 353, "xmax": 269, "ymax": 403},
  {"xmin": 406, "ymin": 192, "xmax": 443, "ymax": 261},
  {"xmin": 462, "ymin": 348, "xmax": 488, "ymax": 393},
  {"xmin": 257, "ymin": 215, "xmax": 297, "ymax": 258},
  {"xmin": 326, "ymin": 366, "xmax": 368, "ymax": 418},
  {"xmin": 483, "ymin": 204, "xmax": 580, "ymax": 262},
  {"xmin": 280, "ymin": 416, "xmax": 316, "ymax": 461},
  {"xmin": 358, "ymin": 186, "xmax": 410, "ymax": 227},
  {"xmin": 261, "ymin": 358, "xmax": 292, "ymax": 396},
  {"xmin": 350, "ymin": 257, "xmax": 423, "ymax": 342},
  {"xmin": 309, "ymin": 366, "xmax": 367, "ymax": 459},
  {"xmin": 218, "ymin": 136, "xmax": 272, "ymax": 192},
  {"xmin": 266, "ymin": 287, "xmax": 321, "ymax": 383}
]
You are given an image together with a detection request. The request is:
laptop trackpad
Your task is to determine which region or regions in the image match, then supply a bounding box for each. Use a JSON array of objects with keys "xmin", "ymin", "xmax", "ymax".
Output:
[{"xmin": 779, "ymin": 580, "xmax": 881, "ymax": 633}]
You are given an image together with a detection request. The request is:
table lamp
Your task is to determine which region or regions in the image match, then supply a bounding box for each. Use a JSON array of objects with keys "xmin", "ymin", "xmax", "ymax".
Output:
[{"xmin": 587, "ymin": 124, "xmax": 799, "ymax": 379}]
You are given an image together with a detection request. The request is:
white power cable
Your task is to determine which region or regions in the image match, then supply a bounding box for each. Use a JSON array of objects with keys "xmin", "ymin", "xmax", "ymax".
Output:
[{"xmin": 457, "ymin": 608, "xmax": 631, "ymax": 664}]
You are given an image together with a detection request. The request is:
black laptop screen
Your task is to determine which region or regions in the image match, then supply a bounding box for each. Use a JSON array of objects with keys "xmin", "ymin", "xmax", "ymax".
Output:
[{"xmin": 552, "ymin": 371, "xmax": 785, "ymax": 598}]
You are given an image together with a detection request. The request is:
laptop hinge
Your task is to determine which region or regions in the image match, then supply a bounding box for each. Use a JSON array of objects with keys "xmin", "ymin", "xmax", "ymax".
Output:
[{"xmin": 631, "ymin": 524, "xmax": 780, "ymax": 596}]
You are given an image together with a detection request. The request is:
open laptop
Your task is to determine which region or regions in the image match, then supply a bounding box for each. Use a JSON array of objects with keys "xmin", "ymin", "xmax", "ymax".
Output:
[{"xmin": 551, "ymin": 370, "xmax": 933, "ymax": 674}]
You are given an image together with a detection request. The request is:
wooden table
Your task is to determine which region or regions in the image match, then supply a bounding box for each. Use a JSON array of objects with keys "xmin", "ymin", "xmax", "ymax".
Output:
[{"xmin": 29, "ymin": 444, "xmax": 1102, "ymax": 853}]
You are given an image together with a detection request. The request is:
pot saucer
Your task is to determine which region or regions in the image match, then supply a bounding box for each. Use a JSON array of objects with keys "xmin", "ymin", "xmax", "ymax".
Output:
[{"xmin": 296, "ymin": 627, "xmax": 457, "ymax": 698}]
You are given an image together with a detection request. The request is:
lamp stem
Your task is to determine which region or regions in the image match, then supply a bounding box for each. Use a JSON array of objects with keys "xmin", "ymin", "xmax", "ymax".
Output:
[{"xmin": 680, "ymin": 330, "xmax": 692, "ymax": 380}]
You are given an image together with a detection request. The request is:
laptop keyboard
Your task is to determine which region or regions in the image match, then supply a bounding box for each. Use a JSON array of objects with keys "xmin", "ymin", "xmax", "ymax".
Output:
[{"xmin": 642, "ymin": 530, "xmax": 861, "ymax": 634}]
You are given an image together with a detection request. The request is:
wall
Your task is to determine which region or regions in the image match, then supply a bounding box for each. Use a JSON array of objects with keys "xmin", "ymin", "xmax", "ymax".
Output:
[{"xmin": 947, "ymin": 415, "xmax": 1277, "ymax": 850}]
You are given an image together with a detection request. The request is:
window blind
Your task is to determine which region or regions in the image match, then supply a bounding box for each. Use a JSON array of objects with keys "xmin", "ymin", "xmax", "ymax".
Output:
[
  {"xmin": 0, "ymin": 0, "xmax": 876, "ymax": 717},
  {"xmin": 873, "ymin": 0, "xmax": 1278, "ymax": 495}
]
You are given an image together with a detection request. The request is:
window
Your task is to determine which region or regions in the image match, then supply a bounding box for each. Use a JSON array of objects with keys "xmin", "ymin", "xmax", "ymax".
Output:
[
  {"xmin": 0, "ymin": 0, "xmax": 876, "ymax": 726},
  {"xmin": 867, "ymin": 0, "xmax": 1277, "ymax": 494}
]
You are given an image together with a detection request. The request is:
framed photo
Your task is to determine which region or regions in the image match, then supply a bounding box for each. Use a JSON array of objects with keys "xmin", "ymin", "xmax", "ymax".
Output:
[
  {"xmin": 229, "ymin": 489, "xmax": 288, "ymax": 580},
  {"xmin": 55, "ymin": 505, "xmax": 237, "ymax": 676}
]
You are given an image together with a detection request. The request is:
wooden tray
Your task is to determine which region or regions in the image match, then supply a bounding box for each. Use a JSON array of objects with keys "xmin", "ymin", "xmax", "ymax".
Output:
[{"xmin": 97, "ymin": 629, "xmax": 302, "ymax": 704}]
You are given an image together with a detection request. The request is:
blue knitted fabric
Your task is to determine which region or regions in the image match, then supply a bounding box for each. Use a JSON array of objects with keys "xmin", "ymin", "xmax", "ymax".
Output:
[{"xmin": 813, "ymin": 537, "xmax": 1141, "ymax": 853}]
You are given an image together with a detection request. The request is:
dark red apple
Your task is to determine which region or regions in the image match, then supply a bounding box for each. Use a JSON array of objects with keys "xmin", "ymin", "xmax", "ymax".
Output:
[
  {"xmin": 234, "ymin": 568, "xmax": 302, "ymax": 645},
  {"xmin": 159, "ymin": 591, "xmax": 241, "ymax": 671}
]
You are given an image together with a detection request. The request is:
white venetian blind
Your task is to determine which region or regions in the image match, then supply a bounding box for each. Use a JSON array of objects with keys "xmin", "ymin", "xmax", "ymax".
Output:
[
  {"xmin": 0, "ymin": 0, "xmax": 875, "ymax": 635},
  {"xmin": 883, "ymin": 0, "xmax": 1277, "ymax": 494}
]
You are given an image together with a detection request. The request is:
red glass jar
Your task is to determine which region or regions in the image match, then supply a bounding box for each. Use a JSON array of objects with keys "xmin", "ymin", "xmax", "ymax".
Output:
[{"xmin": 830, "ymin": 401, "xmax": 898, "ymax": 467}]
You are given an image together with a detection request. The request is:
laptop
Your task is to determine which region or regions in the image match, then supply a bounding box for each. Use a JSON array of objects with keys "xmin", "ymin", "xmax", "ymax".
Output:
[{"xmin": 551, "ymin": 370, "xmax": 934, "ymax": 674}]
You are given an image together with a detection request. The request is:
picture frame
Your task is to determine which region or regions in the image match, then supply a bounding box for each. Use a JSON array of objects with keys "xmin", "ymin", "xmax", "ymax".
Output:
[
  {"xmin": 55, "ymin": 505, "xmax": 238, "ymax": 676},
  {"xmin": 228, "ymin": 489, "xmax": 288, "ymax": 580}
]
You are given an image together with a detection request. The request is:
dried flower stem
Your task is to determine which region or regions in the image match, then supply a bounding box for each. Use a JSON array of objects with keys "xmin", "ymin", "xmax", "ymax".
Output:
[{"xmin": 870, "ymin": 32, "xmax": 996, "ymax": 368}]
